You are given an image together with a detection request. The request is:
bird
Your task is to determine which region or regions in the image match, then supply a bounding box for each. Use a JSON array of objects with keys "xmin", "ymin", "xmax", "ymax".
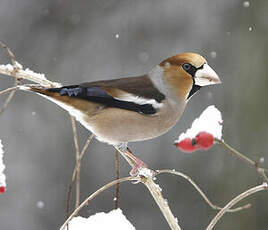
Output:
[{"xmin": 20, "ymin": 52, "xmax": 221, "ymax": 175}]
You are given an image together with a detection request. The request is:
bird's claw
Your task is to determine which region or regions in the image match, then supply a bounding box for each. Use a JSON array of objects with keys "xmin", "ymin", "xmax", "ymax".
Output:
[{"xmin": 129, "ymin": 161, "xmax": 148, "ymax": 176}]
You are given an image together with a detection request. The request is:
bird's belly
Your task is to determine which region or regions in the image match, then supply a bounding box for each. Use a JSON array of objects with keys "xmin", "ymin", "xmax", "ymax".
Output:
[{"xmin": 80, "ymin": 102, "xmax": 186, "ymax": 145}]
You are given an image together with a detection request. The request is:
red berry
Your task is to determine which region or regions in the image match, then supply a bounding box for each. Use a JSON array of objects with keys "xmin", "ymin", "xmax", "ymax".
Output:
[
  {"xmin": 176, "ymin": 138, "xmax": 197, "ymax": 152},
  {"xmin": 195, "ymin": 132, "xmax": 214, "ymax": 150},
  {"xmin": 0, "ymin": 186, "xmax": 5, "ymax": 194}
]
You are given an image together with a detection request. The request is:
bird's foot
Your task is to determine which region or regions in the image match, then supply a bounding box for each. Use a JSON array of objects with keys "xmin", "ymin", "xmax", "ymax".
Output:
[
  {"xmin": 130, "ymin": 160, "xmax": 148, "ymax": 176},
  {"xmin": 114, "ymin": 144, "xmax": 155, "ymax": 177}
]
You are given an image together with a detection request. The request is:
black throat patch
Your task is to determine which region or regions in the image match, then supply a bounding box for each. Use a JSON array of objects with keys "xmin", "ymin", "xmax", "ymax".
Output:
[
  {"xmin": 186, "ymin": 64, "xmax": 203, "ymax": 99},
  {"xmin": 187, "ymin": 83, "xmax": 201, "ymax": 99}
]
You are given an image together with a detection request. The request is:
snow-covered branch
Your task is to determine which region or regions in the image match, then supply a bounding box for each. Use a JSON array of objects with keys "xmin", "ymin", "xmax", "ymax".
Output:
[
  {"xmin": 0, "ymin": 139, "xmax": 6, "ymax": 194},
  {"xmin": 0, "ymin": 63, "xmax": 61, "ymax": 88}
]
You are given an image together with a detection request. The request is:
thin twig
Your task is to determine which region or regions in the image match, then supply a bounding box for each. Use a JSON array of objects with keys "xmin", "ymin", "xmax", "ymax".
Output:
[
  {"xmin": 216, "ymin": 139, "xmax": 255, "ymax": 165},
  {"xmin": 61, "ymin": 176, "xmax": 139, "ymax": 230},
  {"xmin": 70, "ymin": 136, "xmax": 94, "ymax": 182},
  {"xmin": 70, "ymin": 134, "xmax": 94, "ymax": 183},
  {"xmin": 0, "ymin": 42, "xmax": 21, "ymax": 115},
  {"xmin": 66, "ymin": 179, "xmax": 75, "ymax": 224},
  {"xmin": 0, "ymin": 86, "xmax": 19, "ymax": 96},
  {"xmin": 0, "ymin": 41, "xmax": 16, "ymax": 65},
  {"xmin": 71, "ymin": 116, "xmax": 80, "ymax": 156},
  {"xmin": 206, "ymin": 183, "xmax": 268, "ymax": 230},
  {"xmin": 70, "ymin": 116, "xmax": 81, "ymax": 209},
  {"xmin": 79, "ymin": 133, "xmax": 94, "ymax": 160},
  {"xmin": 66, "ymin": 133, "xmax": 94, "ymax": 220},
  {"xmin": 0, "ymin": 84, "xmax": 42, "ymax": 96},
  {"xmin": 216, "ymin": 139, "xmax": 268, "ymax": 182},
  {"xmin": 115, "ymin": 149, "xmax": 120, "ymax": 209},
  {"xmin": 257, "ymin": 168, "xmax": 268, "ymax": 183},
  {"xmin": 0, "ymin": 78, "xmax": 19, "ymax": 115},
  {"xmin": 157, "ymin": 169, "xmax": 251, "ymax": 212},
  {"xmin": 75, "ymin": 164, "xmax": 81, "ymax": 209}
]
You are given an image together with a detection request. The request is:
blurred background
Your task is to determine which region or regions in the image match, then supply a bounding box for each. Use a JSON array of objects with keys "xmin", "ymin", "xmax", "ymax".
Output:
[{"xmin": 0, "ymin": 0, "xmax": 267, "ymax": 229}]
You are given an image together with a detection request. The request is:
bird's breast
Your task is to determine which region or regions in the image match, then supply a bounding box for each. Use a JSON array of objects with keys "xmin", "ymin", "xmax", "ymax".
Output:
[{"xmin": 80, "ymin": 99, "xmax": 187, "ymax": 145}]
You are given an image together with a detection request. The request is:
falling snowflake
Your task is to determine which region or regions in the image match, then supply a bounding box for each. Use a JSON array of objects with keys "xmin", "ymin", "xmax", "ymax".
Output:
[
  {"xmin": 36, "ymin": 201, "xmax": 45, "ymax": 209},
  {"xmin": 243, "ymin": 1, "xmax": 250, "ymax": 7},
  {"xmin": 210, "ymin": 51, "xmax": 217, "ymax": 59}
]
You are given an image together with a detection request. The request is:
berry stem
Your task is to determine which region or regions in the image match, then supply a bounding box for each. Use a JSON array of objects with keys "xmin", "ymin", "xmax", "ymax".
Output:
[{"xmin": 216, "ymin": 139, "xmax": 268, "ymax": 182}]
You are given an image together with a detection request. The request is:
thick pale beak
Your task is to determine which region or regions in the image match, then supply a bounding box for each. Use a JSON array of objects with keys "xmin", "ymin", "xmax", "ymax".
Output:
[{"xmin": 194, "ymin": 64, "xmax": 221, "ymax": 86}]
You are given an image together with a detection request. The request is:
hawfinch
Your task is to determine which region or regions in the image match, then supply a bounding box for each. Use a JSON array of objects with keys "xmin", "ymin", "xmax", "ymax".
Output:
[{"xmin": 22, "ymin": 53, "xmax": 221, "ymax": 175}]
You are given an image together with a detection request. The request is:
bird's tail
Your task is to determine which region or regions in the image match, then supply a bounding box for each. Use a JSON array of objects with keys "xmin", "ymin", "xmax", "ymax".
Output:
[
  {"xmin": 19, "ymin": 85, "xmax": 76, "ymax": 111},
  {"xmin": 19, "ymin": 85, "xmax": 61, "ymax": 97},
  {"xmin": 18, "ymin": 85, "xmax": 97, "ymax": 116}
]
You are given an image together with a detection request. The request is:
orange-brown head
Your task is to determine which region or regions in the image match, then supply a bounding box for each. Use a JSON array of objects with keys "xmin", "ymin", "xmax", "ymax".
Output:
[{"xmin": 159, "ymin": 53, "xmax": 221, "ymax": 100}]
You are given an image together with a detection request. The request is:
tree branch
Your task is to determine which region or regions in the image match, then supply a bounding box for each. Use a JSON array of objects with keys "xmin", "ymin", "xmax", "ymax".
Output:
[
  {"xmin": 115, "ymin": 149, "xmax": 120, "ymax": 209},
  {"xmin": 70, "ymin": 116, "xmax": 81, "ymax": 209},
  {"xmin": 140, "ymin": 171, "xmax": 182, "ymax": 230},
  {"xmin": 66, "ymin": 132, "xmax": 94, "ymax": 219},
  {"xmin": 60, "ymin": 176, "xmax": 140, "ymax": 230},
  {"xmin": 0, "ymin": 42, "xmax": 21, "ymax": 115},
  {"xmin": 0, "ymin": 63, "xmax": 61, "ymax": 88},
  {"xmin": 206, "ymin": 183, "xmax": 268, "ymax": 230},
  {"xmin": 0, "ymin": 41, "xmax": 16, "ymax": 65},
  {"xmin": 157, "ymin": 169, "xmax": 251, "ymax": 212},
  {"xmin": 216, "ymin": 139, "xmax": 268, "ymax": 183},
  {"xmin": 0, "ymin": 78, "xmax": 19, "ymax": 115}
]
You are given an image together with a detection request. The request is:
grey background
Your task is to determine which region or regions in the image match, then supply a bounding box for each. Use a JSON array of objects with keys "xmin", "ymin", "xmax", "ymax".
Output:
[{"xmin": 0, "ymin": 0, "xmax": 267, "ymax": 229}]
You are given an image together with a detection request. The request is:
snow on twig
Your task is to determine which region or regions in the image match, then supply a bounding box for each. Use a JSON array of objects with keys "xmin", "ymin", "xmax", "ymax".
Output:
[
  {"xmin": 0, "ymin": 63, "xmax": 61, "ymax": 88},
  {"xmin": 0, "ymin": 139, "xmax": 6, "ymax": 194}
]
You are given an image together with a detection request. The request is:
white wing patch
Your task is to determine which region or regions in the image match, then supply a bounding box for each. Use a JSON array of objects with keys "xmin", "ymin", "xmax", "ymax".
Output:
[{"xmin": 115, "ymin": 92, "xmax": 163, "ymax": 109}]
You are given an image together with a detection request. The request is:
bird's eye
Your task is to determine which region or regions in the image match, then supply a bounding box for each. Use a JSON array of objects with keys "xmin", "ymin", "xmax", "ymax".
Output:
[
  {"xmin": 182, "ymin": 63, "xmax": 197, "ymax": 77},
  {"xmin": 182, "ymin": 63, "xmax": 191, "ymax": 71}
]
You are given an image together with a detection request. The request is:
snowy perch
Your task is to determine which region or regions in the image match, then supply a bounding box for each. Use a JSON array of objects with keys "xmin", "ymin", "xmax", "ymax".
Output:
[
  {"xmin": 0, "ymin": 63, "xmax": 61, "ymax": 88},
  {"xmin": 0, "ymin": 139, "xmax": 6, "ymax": 194}
]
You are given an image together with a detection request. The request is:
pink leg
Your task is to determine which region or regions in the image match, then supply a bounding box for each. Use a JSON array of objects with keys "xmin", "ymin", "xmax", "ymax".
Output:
[{"xmin": 125, "ymin": 148, "xmax": 148, "ymax": 176}]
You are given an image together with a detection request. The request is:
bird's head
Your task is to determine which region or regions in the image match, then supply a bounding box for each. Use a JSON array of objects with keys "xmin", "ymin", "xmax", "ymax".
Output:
[{"xmin": 159, "ymin": 53, "xmax": 221, "ymax": 100}]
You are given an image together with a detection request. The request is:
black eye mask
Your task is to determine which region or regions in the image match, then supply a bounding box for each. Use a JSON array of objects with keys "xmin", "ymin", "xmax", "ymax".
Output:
[
  {"xmin": 182, "ymin": 63, "xmax": 204, "ymax": 77},
  {"xmin": 183, "ymin": 63, "xmax": 204, "ymax": 99}
]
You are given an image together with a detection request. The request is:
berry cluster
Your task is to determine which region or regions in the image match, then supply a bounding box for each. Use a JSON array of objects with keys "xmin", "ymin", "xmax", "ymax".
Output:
[{"xmin": 175, "ymin": 132, "xmax": 214, "ymax": 152}]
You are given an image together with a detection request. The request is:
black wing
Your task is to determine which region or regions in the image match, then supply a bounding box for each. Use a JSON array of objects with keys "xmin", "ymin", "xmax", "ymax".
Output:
[{"xmin": 46, "ymin": 75, "xmax": 165, "ymax": 115}]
